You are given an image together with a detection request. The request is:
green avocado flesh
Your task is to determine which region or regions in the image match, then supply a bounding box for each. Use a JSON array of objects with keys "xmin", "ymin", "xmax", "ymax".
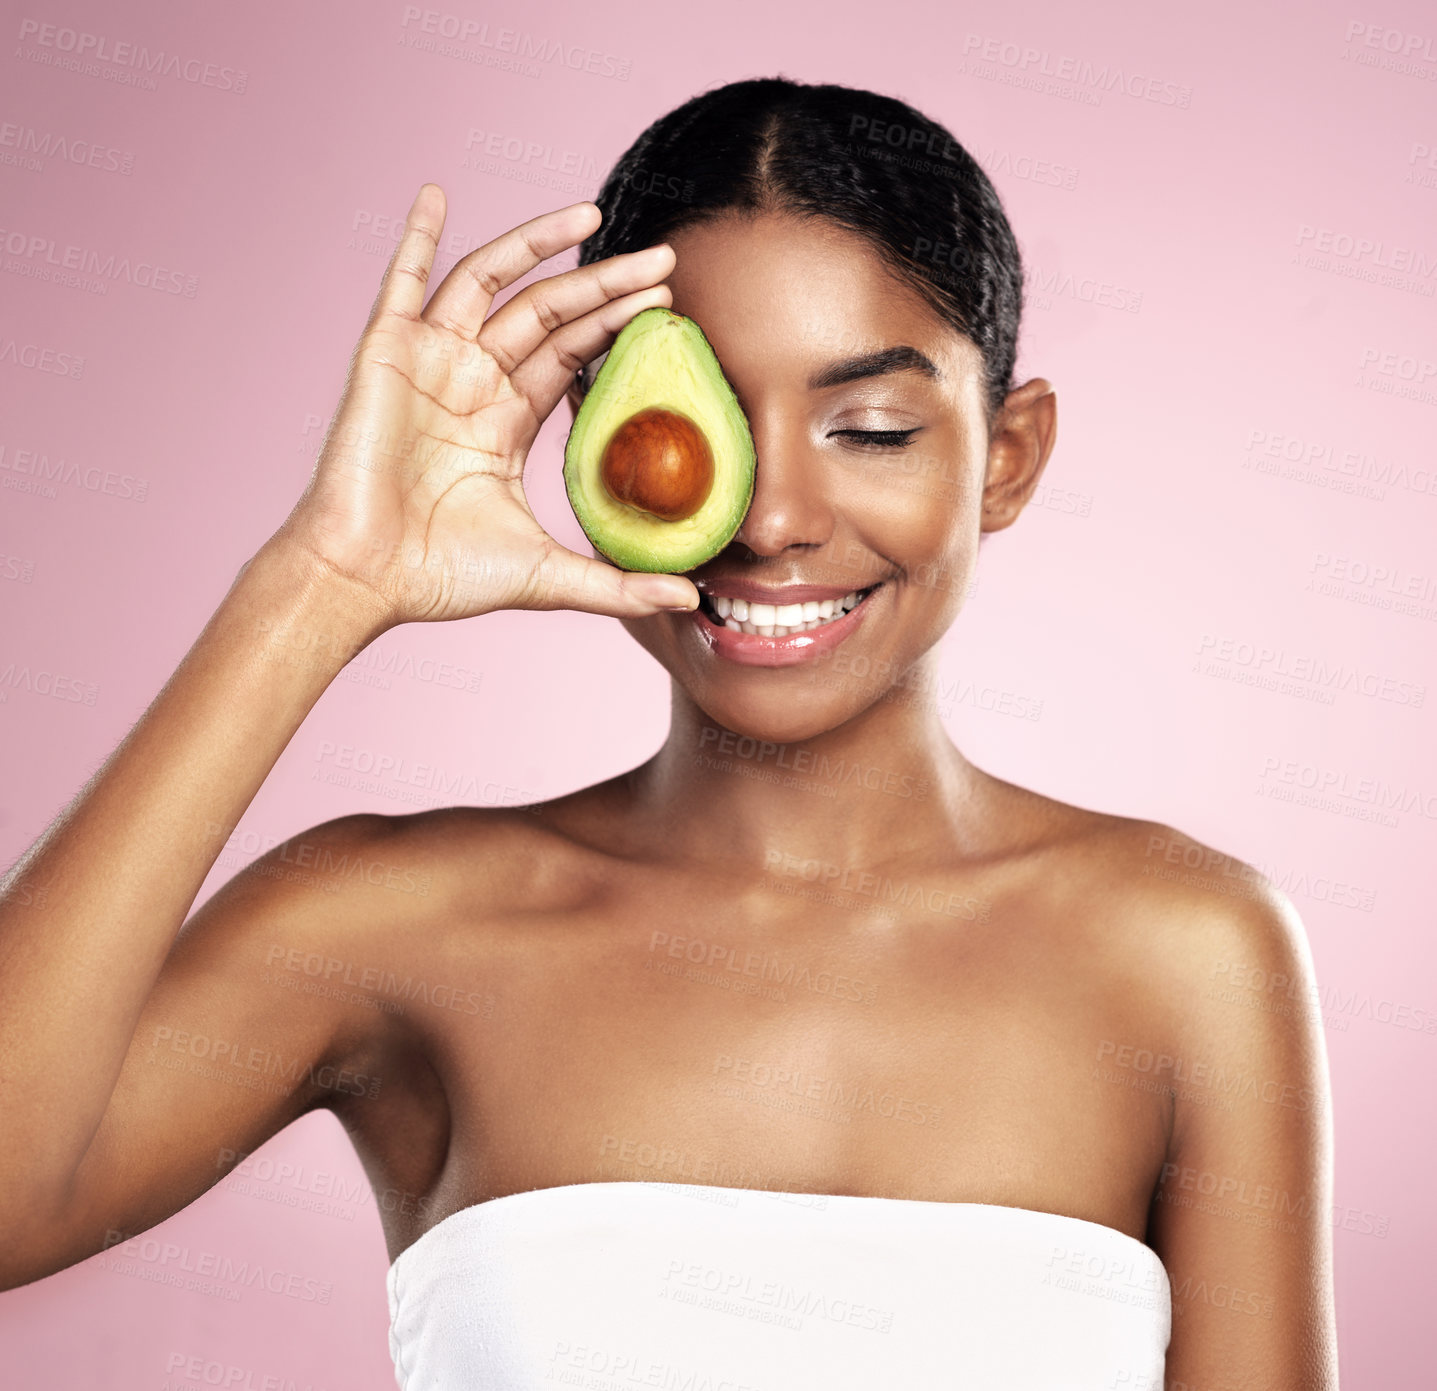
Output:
[{"xmin": 564, "ymin": 307, "xmax": 756, "ymax": 573}]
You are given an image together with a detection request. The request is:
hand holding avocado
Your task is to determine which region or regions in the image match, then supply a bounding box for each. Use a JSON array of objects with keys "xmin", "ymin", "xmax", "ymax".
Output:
[{"xmin": 271, "ymin": 184, "xmax": 701, "ymax": 627}]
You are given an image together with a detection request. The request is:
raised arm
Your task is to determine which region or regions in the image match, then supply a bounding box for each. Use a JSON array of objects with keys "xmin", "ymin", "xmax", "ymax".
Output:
[
  {"xmin": 0, "ymin": 182, "xmax": 696, "ymax": 1286},
  {"xmin": 0, "ymin": 543, "xmax": 385, "ymax": 1284}
]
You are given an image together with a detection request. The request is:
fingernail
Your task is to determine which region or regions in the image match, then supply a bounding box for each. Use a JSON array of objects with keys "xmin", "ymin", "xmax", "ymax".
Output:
[{"xmin": 640, "ymin": 579, "xmax": 695, "ymax": 608}]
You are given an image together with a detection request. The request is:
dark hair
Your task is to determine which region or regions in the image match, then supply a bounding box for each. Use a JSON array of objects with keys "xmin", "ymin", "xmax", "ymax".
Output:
[{"xmin": 577, "ymin": 76, "xmax": 1025, "ymax": 424}]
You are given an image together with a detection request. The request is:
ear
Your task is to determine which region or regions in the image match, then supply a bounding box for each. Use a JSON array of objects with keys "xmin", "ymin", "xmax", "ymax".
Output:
[{"xmin": 980, "ymin": 377, "xmax": 1057, "ymax": 533}]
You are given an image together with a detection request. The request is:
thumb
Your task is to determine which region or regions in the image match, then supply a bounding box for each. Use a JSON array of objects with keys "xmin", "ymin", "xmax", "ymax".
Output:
[{"xmin": 526, "ymin": 542, "xmax": 699, "ymax": 617}]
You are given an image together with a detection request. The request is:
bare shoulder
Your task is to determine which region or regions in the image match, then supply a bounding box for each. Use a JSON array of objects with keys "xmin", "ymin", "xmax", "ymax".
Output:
[
  {"xmin": 1005, "ymin": 792, "xmax": 1316, "ymax": 986},
  {"xmin": 355, "ymin": 795, "xmax": 613, "ymax": 911},
  {"xmin": 177, "ymin": 802, "xmax": 582, "ymax": 1058},
  {"xmin": 1032, "ymin": 807, "xmax": 1329, "ymax": 1124},
  {"xmin": 1084, "ymin": 814, "xmax": 1317, "ymax": 1003},
  {"xmin": 989, "ymin": 790, "xmax": 1324, "ymax": 1064},
  {"xmin": 243, "ymin": 799, "xmax": 588, "ymax": 913}
]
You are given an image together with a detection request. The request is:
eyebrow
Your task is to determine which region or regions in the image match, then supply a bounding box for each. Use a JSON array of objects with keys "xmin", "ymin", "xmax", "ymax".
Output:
[{"xmin": 807, "ymin": 345, "xmax": 941, "ymax": 392}]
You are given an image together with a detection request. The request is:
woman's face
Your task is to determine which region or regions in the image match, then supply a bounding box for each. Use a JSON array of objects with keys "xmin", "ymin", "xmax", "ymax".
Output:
[{"xmin": 585, "ymin": 210, "xmax": 1053, "ymax": 744}]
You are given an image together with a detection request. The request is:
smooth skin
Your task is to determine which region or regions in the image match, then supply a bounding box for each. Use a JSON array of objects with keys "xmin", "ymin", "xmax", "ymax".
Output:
[{"xmin": 0, "ymin": 184, "xmax": 1336, "ymax": 1389}]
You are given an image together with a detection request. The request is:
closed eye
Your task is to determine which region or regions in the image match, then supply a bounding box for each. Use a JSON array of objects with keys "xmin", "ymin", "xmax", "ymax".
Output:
[{"xmin": 831, "ymin": 429, "xmax": 920, "ymax": 450}]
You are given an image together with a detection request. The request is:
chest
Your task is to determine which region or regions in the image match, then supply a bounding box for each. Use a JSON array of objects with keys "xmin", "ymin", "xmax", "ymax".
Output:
[{"xmin": 346, "ymin": 875, "xmax": 1174, "ymax": 1253}]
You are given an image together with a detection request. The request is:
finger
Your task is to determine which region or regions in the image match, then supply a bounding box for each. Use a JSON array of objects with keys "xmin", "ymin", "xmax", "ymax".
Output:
[
  {"xmin": 422, "ymin": 201, "xmax": 602, "ymax": 342},
  {"xmin": 369, "ymin": 184, "xmax": 446, "ymax": 326},
  {"xmin": 477, "ymin": 243, "xmax": 676, "ymax": 377},
  {"xmin": 524, "ymin": 536, "xmax": 699, "ymax": 618},
  {"xmin": 507, "ymin": 283, "xmax": 674, "ymax": 423}
]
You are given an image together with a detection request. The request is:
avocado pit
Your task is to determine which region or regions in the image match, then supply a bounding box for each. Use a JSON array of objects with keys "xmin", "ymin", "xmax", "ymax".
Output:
[{"xmin": 600, "ymin": 407, "xmax": 715, "ymax": 523}]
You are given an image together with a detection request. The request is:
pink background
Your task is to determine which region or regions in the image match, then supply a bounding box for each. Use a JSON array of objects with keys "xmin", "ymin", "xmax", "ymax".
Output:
[{"xmin": 3, "ymin": 0, "xmax": 1433, "ymax": 1384}]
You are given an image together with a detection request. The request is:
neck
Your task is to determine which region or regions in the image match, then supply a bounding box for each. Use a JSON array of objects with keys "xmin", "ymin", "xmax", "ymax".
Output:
[{"xmin": 626, "ymin": 650, "xmax": 992, "ymax": 877}]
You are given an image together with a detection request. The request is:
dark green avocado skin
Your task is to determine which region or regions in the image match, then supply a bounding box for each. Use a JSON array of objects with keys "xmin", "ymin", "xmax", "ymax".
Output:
[{"xmin": 563, "ymin": 308, "xmax": 756, "ymax": 573}]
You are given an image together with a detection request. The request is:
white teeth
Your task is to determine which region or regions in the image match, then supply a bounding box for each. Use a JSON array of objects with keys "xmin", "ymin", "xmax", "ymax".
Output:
[{"xmin": 706, "ymin": 585, "xmax": 876, "ymax": 637}]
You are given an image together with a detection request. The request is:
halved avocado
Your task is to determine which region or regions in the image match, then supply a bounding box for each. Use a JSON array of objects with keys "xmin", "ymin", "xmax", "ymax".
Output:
[{"xmin": 564, "ymin": 307, "xmax": 755, "ymax": 573}]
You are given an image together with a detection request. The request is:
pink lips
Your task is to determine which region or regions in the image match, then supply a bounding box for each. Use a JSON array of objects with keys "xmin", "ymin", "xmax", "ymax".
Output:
[{"xmin": 685, "ymin": 584, "xmax": 882, "ymax": 668}]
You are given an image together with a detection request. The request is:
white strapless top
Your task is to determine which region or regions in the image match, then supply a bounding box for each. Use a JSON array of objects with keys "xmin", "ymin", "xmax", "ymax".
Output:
[{"xmin": 386, "ymin": 1180, "xmax": 1171, "ymax": 1390}]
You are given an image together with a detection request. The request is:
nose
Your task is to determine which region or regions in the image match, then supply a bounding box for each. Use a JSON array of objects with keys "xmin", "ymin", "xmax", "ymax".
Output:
[{"xmin": 730, "ymin": 415, "xmax": 834, "ymax": 558}]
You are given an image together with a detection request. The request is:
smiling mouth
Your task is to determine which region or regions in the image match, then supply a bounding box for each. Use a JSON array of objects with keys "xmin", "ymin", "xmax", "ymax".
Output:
[{"xmin": 695, "ymin": 583, "xmax": 884, "ymax": 637}]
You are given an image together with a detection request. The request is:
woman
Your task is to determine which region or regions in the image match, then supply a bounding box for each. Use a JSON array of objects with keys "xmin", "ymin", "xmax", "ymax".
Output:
[{"xmin": 0, "ymin": 78, "xmax": 1336, "ymax": 1388}]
